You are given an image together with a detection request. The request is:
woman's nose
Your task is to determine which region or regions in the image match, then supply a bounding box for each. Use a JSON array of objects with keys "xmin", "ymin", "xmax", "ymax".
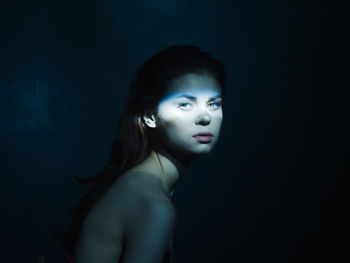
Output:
[{"xmin": 195, "ymin": 111, "xmax": 211, "ymax": 126}]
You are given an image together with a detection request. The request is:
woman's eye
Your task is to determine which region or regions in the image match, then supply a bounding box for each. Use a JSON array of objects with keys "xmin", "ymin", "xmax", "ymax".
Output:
[
  {"xmin": 208, "ymin": 102, "xmax": 222, "ymax": 109},
  {"xmin": 178, "ymin": 102, "xmax": 192, "ymax": 110}
]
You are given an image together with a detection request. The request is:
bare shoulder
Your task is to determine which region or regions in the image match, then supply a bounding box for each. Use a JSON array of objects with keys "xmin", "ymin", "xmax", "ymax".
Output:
[
  {"xmin": 118, "ymin": 174, "xmax": 177, "ymax": 236},
  {"xmin": 116, "ymin": 171, "xmax": 175, "ymax": 210},
  {"xmin": 84, "ymin": 170, "xmax": 174, "ymax": 228},
  {"xmin": 117, "ymin": 173, "xmax": 177, "ymax": 263},
  {"xmin": 75, "ymin": 172, "xmax": 176, "ymax": 262}
]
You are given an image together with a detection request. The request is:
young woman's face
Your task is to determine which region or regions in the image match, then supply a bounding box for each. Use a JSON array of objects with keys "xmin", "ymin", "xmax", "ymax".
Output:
[{"xmin": 154, "ymin": 73, "xmax": 223, "ymax": 156}]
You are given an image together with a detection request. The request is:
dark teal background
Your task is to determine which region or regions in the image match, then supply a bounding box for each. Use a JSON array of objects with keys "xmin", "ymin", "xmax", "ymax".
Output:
[{"xmin": 0, "ymin": 0, "xmax": 343, "ymax": 262}]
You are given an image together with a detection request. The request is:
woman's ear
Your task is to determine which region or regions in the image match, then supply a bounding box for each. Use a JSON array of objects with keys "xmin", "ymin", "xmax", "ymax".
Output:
[{"xmin": 142, "ymin": 113, "xmax": 157, "ymax": 128}]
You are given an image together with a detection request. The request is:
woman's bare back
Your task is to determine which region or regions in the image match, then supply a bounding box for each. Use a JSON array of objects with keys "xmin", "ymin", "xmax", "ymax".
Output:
[{"xmin": 73, "ymin": 171, "xmax": 176, "ymax": 263}]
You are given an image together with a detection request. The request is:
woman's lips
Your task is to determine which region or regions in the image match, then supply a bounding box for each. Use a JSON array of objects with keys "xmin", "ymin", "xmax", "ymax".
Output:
[{"xmin": 193, "ymin": 134, "xmax": 213, "ymax": 143}]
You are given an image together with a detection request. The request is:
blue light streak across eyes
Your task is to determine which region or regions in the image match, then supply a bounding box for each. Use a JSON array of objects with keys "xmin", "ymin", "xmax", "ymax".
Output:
[{"xmin": 176, "ymin": 99, "xmax": 222, "ymax": 111}]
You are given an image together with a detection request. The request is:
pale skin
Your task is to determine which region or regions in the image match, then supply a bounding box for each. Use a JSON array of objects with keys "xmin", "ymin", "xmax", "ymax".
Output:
[{"xmin": 73, "ymin": 73, "xmax": 223, "ymax": 263}]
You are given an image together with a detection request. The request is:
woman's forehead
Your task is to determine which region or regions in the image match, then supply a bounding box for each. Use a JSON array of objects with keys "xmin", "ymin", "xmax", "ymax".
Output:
[{"xmin": 164, "ymin": 73, "xmax": 222, "ymax": 99}]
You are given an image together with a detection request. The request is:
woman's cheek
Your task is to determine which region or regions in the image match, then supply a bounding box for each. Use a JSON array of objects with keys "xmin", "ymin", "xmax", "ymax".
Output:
[{"xmin": 163, "ymin": 119, "xmax": 185, "ymax": 134}]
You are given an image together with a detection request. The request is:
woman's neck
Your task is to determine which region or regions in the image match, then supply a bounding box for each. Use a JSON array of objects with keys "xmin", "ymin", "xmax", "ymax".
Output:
[{"xmin": 129, "ymin": 149, "xmax": 193, "ymax": 196}]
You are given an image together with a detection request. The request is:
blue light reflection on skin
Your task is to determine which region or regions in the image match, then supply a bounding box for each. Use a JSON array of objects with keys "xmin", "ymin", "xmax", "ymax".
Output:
[
  {"xmin": 160, "ymin": 91, "xmax": 222, "ymax": 104},
  {"xmin": 157, "ymin": 73, "xmax": 223, "ymax": 111},
  {"xmin": 153, "ymin": 74, "xmax": 224, "ymax": 156}
]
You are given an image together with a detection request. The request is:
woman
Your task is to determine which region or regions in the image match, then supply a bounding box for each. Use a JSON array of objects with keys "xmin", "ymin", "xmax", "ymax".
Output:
[{"xmin": 61, "ymin": 45, "xmax": 227, "ymax": 263}]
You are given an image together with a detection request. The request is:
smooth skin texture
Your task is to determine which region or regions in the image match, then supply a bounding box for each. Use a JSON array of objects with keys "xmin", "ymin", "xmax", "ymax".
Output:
[
  {"xmin": 73, "ymin": 73, "xmax": 223, "ymax": 263},
  {"xmin": 74, "ymin": 172, "xmax": 176, "ymax": 263},
  {"xmin": 144, "ymin": 73, "xmax": 223, "ymax": 157}
]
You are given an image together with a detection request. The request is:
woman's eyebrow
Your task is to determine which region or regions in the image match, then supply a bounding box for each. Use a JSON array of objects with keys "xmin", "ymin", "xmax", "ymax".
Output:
[
  {"xmin": 175, "ymin": 94, "xmax": 222, "ymax": 101},
  {"xmin": 175, "ymin": 94, "xmax": 196, "ymax": 101},
  {"xmin": 208, "ymin": 95, "xmax": 222, "ymax": 101}
]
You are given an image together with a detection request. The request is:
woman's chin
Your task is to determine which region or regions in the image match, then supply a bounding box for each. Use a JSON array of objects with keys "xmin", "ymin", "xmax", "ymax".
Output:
[{"xmin": 190, "ymin": 145, "xmax": 215, "ymax": 156}]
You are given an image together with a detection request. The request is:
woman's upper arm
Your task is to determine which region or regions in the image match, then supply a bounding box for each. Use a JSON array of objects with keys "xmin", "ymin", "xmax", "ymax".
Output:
[{"xmin": 121, "ymin": 197, "xmax": 176, "ymax": 263}]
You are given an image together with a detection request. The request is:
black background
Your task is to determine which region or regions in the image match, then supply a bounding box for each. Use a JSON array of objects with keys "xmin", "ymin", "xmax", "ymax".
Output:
[{"xmin": 0, "ymin": 0, "xmax": 344, "ymax": 262}]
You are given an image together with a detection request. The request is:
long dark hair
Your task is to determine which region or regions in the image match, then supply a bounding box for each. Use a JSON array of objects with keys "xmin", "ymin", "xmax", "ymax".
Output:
[{"xmin": 58, "ymin": 45, "xmax": 227, "ymax": 254}]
